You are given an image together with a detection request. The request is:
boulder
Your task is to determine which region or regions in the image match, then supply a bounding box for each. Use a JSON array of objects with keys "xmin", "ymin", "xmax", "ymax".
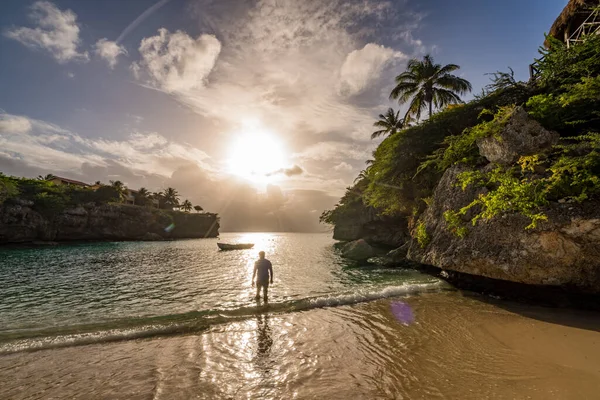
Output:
[
  {"xmin": 341, "ymin": 239, "xmax": 376, "ymax": 261},
  {"xmin": 377, "ymin": 242, "xmax": 414, "ymax": 267},
  {"xmin": 477, "ymin": 106, "xmax": 559, "ymax": 165}
]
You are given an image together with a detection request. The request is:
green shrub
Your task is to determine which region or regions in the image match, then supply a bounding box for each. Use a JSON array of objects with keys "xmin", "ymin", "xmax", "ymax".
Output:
[
  {"xmin": 527, "ymin": 75, "xmax": 600, "ymax": 134},
  {"xmin": 417, "ymin": 105, "xmax": 516, "ymax": 174},
  {"xmin": 320, "ymin": 177, "xmax": 370, "ymax": 225},
  {"xmin": 443, "ymin": 210, "xmax": 468, "ymax": 238},
  {"xmin": 32, "ymin": 191, "xmax": 68, "ymax": 218},
  {"xmin": 446, "ymin": 134, "xmax": 600, "ymax": 232},
  {"xmin": 536, "ymin": 34, "xmax": 600, "ymax": 90},
  {"xmin": 0, "ymin": 175, "xmax": 19, "ymax": 204},
  {"xmin": 414, "ymin": 220, "xmax": 430, "ymax": 248}
]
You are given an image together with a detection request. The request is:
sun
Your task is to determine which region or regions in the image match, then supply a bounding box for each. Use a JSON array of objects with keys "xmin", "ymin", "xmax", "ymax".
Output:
[{"xmin": 227, "ymin": 123, "xmax": 287, "ymax": 184}]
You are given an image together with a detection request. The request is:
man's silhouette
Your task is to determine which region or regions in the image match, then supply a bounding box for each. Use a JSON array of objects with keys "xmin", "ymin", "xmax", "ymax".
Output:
[{"xmin": 252, "ymin": 251, "xmax": 273, "ymax": 300}]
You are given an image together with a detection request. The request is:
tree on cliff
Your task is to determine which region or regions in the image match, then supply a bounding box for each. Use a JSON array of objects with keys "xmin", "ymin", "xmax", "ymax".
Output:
[
  {"xmin": 135, "ymin": 187, "xmax": 151, "ymax": 206},
  {"xmin": 181, "ymin": 199, "xmax": 193, "ymax": 212},
  {"xmin": 194, "ymin": 205, "xmax": 203, "ymax": 213},
  {"xmin": 109, "ymin": 180, "xmax": 126, "ymax": 202},
  {"xmin": 371, "ymin": 108, "xmax": 409, "ymax": 139},
  {"xmin": 163, "ymin": 187, "xmax": 180, "ymax": 208},
  {"xmin": 37, "ymin": 174, "xmax": 55, "ymax": 180},
  {"xmin": 390, "ymin": 54, "xmax": 472, "ymax": 122}
]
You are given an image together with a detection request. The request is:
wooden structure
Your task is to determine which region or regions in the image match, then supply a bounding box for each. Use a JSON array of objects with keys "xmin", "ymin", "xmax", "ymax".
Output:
[
  {"xmin": 531, "ymin": 0, "xmax": 600, "ymax": 80},
  {"xmin": 547, "ymin": 0, "xmax": 600, "ymax": 48}
]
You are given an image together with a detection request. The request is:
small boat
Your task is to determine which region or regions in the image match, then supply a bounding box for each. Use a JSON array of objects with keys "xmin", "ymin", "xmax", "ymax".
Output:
[{"xmin": 217, "ymin": 242, "xmax": 255, "ymax": 251}]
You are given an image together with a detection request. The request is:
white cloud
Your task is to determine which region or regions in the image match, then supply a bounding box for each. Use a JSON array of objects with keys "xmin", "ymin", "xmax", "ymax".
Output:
[
  {"xmin": 94, "ymin": 38, "xmax": 127, "ymax": 68},
  {"xmin": 124, "ymin": 0, "xmax": 428, "ymax": 194},
  {"xmin": 67, "ymin": 72, "xmax": 75, "ymax": 78},
  {"xmin": 339, "ymin": 43, "xmax": 405, "ymax": 96},
  {"xmin": 4, "ymin": 1, "xmax": 89, "ymax": 63},
  {"xmin": 0, "ymin": 112, "xmax": 210, "ymax": 178},
  {"xmin": 131, "ymin": 28, "xmax": 221, "ymax": 92},
  {"xmin": 0, "ymin": 114, "xmax": 33, "ymax": 134},
  {"xmin": 333, "ymin": 162, "xmax": 353, "ymax": 172}
]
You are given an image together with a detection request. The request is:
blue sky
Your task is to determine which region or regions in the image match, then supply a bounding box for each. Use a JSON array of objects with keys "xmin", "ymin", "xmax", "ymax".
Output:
[{"xmin": 0, "ymin": 0, "xmax": 567, "ymax": 230}]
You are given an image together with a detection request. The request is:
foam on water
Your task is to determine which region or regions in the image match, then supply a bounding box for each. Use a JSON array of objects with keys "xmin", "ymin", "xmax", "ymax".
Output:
[{"xmin": 0, "ymin": 281, "xmax": 448, "ymax": 354}]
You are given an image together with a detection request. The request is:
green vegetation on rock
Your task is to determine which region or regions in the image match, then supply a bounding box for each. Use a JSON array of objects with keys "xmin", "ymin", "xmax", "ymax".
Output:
[
  {"xmin": 0, "ymin": 174, "xmax": 120, "ymax": 218},
  {"xmin": 325, "ymin": 32, "xmax": 600, "ymax": 238}
]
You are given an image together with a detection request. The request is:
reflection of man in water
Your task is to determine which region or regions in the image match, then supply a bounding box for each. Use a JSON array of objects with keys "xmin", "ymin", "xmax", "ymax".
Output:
[
  {"xmin": 256, "ymin": 314, "xmax": 273, "ymax": 358},
  {"xmin": 252, "ymin": 251, "xmax": 273, "ymax": 300}
]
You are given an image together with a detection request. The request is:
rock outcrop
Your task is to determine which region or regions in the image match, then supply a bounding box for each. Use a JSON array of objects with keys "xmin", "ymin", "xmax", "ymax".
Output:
[
  {"xmin": 333, "ymin": 205, "xmax": 408, "ymax": 247},
  {"xmin": 476, "ymin": 106, "xmax": 559, "ymax": 165},
  {"xmin": 0, "ymin": 203, "xmax": 219, "ymax": 244},
  {"xmin": 341, "ymin": 239, "xmax": 376, "ymax": 261},
  {"xmin": 407, "ymin": 108, "xmax": 600, "ymax": 293},
  {"xmin": 408, "ymin": 164, "xmax": 600, "ymax": 292}
]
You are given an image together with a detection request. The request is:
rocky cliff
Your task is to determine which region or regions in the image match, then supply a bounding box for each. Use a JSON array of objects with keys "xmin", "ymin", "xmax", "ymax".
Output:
[
  {"xmin": 408, "ymin": 164, "xmax": 600, "ymax": 292},
  {"xmin": 332, "ymin": 204, "xmax": 408, "ymax": 247},
  {"xmin": 407, "ymin": 108, "xmax": 600, "ymax": 293},
  {"xmin": 0, "ymin": 202, "xmax": 219, "ymax": 244}
]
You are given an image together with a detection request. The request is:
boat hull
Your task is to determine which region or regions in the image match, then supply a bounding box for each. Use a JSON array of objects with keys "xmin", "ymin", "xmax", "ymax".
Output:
[{"xmin": 217, "ymin": 243, "xmax": 255, "ymax": 250}]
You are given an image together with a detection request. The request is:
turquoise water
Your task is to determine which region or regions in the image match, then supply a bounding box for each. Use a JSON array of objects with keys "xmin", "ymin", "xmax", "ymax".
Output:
[{"xmin": 0, "ymin": 233, "xmax": 441, "ymax": 352}]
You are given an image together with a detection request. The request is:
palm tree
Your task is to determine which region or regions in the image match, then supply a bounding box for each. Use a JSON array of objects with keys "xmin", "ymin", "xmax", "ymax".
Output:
[
  {"xmin": 151, "ymin": 191, "xmax": 165, "ymax": 208},
  {"xmin": 109, "ymin": 180, "xmax": 126, "ymax": 202},
  {"xmin": 193, "ymin": 205, "xmax": 203, "ymax": 213},
  {"xmin": 162, "ymin": 187, "xmax": 180, "ymax": 208},
  {"xmin": 37, "ymin": 174, "xmax": 55, "ymax": 180},
  {"xmin": 181, "ymin": 199, "xmax": 192, "ymax": 213},
  {"xmin": 390, "ymin": 54, "xmax": 472, "ymax": 122},
  {"xmin": 371, "ymin": 108, "xmax": 405, "ymax": 139},
  {"xmin": 135, "ymin": 187, "xmax": 150, "ymax": 206}
]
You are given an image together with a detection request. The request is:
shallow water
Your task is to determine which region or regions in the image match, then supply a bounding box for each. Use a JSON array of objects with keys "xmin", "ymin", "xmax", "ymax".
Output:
[
  {"xmin": 0, "ymin": 233, "xmax": 441, "ymax": 351},
  {"xmin": 1, "ymin": 233, "xmax": 600, "ymax": 399}
]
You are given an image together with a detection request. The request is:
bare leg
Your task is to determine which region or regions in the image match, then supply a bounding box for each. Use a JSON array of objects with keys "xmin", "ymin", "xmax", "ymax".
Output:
[
  {"xmin": 255, "ymin": 285, "xmax": 261, "ymax": 299},
  {"xmin": 263, "ymin": 285, "xmax": 268, "ymax": 300}
]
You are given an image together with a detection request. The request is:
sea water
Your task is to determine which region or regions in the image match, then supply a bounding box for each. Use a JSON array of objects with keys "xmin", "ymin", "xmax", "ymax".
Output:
[
  {"xmin": 0, "ymin": 233, "xmax": 441, "ymax": 352},
  {"xmin": 1, "ymin": 233, "xmax": 599, "ymax": 399}
]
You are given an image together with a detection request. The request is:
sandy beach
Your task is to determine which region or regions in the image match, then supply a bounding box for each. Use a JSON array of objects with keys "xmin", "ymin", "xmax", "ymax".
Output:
[{"xmin": 2, "ymin": 291, "xmax": 599, "ymax": 399}]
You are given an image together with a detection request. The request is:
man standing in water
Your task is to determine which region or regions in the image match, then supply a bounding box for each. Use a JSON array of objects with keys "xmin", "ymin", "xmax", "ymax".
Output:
[{"xmin": 252, "ymin": 251, "xmax": 273, "ymax": 300}]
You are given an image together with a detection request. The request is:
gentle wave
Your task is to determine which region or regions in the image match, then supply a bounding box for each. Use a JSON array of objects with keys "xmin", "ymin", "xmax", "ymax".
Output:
[{"xmin": 0, "ymin": 281, "xmax": 448, "ymax": 354}]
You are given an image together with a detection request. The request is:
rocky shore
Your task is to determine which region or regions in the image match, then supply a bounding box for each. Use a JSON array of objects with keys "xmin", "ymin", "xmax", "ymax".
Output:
[{"xmin": 332, "ymin": 106, "xmax": 600, "ymax": 301}]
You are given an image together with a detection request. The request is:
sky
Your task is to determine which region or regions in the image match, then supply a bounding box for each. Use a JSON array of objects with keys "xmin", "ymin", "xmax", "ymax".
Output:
[{"xmin": 0, "ymin": 0, "xmax": 567, "ymax": 231}]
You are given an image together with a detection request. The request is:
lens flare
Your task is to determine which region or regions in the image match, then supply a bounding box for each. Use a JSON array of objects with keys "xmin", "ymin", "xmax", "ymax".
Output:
[{"xmin": 391, "ymin": 301, "xmax": 415, "ymax": 325}]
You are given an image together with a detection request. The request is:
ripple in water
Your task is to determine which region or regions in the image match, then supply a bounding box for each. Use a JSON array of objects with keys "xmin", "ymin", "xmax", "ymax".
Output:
[{"xmin": 0, "ymin": 233, "xmax": 442, "ymax": 352}]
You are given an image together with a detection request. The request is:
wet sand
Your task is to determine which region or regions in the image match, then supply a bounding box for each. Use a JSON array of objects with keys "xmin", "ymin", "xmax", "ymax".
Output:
[{"xmin": 1, "ymin": 291, "xmax": 599, "ymax": 399}]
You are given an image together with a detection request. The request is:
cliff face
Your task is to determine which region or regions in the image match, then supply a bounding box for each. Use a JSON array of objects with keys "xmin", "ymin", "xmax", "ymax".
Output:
[
  {"xmin": 407, "ymin": 165, "xmax": 600, "ymax": 293},
  {"xmin": 0, "ymin": 202, "xmax": 219, "ymax": 244},
  {"xmin": 332, "ymin": 205, "xmax": 408, "ymax": 247}
]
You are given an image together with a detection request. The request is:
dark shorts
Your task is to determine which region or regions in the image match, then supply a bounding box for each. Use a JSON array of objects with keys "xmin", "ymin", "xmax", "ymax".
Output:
[{"xmin": 256, "ymin": 280, "xmax": 269, "ymax": 290}]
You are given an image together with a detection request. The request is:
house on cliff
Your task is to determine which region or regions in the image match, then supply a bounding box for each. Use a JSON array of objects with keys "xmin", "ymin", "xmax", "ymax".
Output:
[
  {"xmin": 546, "ymin": 0, "xmax": 600, "ymax": 47},
  {"xmin": 530, "ymin": 0, "xmax": 599, "ymax": 79},
  {"xmin": 49, "ymin": 176, "xmax": 90, "ymax": 187}
]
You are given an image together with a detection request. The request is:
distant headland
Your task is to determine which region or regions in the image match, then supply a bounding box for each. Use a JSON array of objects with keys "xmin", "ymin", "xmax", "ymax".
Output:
[{"xmin": 0, "ymin": 174, "xmax": 219, "ymax": 244}]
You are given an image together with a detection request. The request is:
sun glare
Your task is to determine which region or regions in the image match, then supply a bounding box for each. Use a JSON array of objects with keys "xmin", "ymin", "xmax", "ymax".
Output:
[{"xmin": 228, "ymin": 123, "xmax": 287, "ymax": 185}]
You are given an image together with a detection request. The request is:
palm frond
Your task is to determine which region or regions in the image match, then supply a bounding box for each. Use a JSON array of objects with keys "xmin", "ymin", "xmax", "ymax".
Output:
[
  {"xmin": 371, "ymin": 130, "xmax": 388, "ymax": 139},
  {"xmin": 436, "ymin": 74, "xmax": 472, "ymax": 93}
]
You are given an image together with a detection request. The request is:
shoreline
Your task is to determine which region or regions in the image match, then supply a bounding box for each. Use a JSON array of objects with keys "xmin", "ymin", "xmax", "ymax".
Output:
[
  {"xmin": 409, "ymin": 262, "xmax": 600, "ymax": 310},
  {"xmin": 2, "ymin": 292, "xmax": 599, "ymax": 399}
]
